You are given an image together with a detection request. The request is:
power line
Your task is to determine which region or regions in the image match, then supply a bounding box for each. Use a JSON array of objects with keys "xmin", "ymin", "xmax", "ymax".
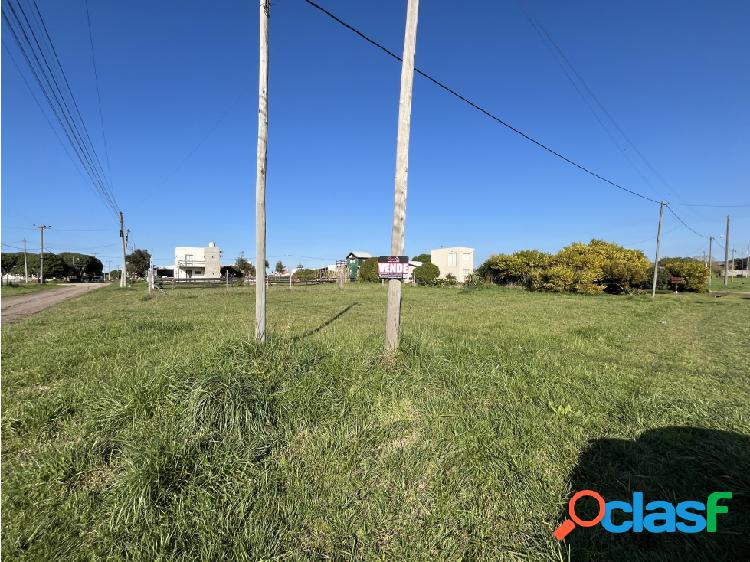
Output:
[
  {"xmin": 302, "ymin": 0, "xmax": 660, "ymax": 205},
  {"xmin": 665, "ymin": 205, "xmax": 707, "ymax": 239},
  {"xmin": 30, "ymin": 0, "xmax": 117, "ymax": 204},
  {"xmin": 679, "ymin": 203, "xmax": 750, "ymax": 208},
  {"xmin": 3, "ymin": 0, "xmax": 119, "ymax": 215},
  {"xmin": 301, "ymin": 0, "xmax": 724, "ymax": 242},
  {"xmin": 2, "ymin": 9, "xmax": 113, "ymax": 212},
  {"xmin": 84, "ymin": 0, "xmax": 114, "ymax": 184}
]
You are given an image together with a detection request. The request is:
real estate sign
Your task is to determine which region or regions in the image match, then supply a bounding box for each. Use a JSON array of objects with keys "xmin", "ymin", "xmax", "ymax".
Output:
[{"xmin": 378, "ymin": 256, "xmax": 410, "ymax": 279}]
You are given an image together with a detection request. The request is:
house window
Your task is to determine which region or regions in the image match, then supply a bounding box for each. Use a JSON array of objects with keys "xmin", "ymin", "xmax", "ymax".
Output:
[
  {"xmin": 184, "ymin": 254, "xmax": 193, "ymax": 264},
  {"xmin": 448, "ymin": 253, "xmax": 457, "ymax": 266},
  {"xmin": 463, "ymin": 253, "xmax": 470, "ymax": 262}
]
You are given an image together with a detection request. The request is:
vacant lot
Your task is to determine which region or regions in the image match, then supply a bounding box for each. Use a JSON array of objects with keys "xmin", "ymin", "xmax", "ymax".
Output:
[{"xmin": 2, "ymin": 284, "xmax": 748, "ymax": 560}]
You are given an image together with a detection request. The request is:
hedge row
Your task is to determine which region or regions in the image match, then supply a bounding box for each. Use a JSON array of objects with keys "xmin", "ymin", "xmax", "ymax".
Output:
[{"xmin": 477, "ymin": 240, "xmax": 709, "ymax": 294}]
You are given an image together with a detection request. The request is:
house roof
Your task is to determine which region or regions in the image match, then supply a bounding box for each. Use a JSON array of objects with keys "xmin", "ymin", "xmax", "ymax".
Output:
[{"xmin": 347, "ymin": 251, "xmax": 372, "ymax": 259}]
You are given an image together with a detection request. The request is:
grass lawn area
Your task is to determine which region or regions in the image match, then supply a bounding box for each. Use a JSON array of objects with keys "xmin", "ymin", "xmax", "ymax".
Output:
[
  {"xmin": 2, "ymin": 284, "xmax": 748, "ymax": 560},
  {"xmin": 1, "ymin": 281, "xmax": 68, "ymax": 297},
  {"xmin": 709, "ymin": 273, "xmax": 750, "ymax": 293}
]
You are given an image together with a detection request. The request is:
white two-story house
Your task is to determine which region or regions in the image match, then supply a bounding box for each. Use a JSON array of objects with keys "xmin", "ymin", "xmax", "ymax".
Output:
[
  {"xmin": 431, "ymin": 247, "xmax": 474, "ymax": 283},
  {"xmin": 174, "ymin": 242, "xmax": 221, "ymax": 280}
]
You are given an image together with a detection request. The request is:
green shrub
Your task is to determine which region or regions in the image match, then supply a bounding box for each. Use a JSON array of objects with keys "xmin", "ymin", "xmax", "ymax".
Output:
[
  {"xmin": 661, "ymin": 258, "xmax": 709, "ymax": 292},
  {"xmin": 477, "ymin": 250, "xmax": 550, "ymax": 286},
  {"xmin": 357, "ymin": 258, "xmax": 379, "ymax": 283},
  {"xmin": 293, "ymin": 268, "xmax": 319, "ymax": 282},
  {"xmin": 413, "ymin": 262, "xmax": 440, "ymax": 285}
]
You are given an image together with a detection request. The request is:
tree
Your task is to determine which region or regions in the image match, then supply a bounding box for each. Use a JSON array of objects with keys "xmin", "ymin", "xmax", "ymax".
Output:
[
  {"xmin": 2, "ymin": 253, "xmax": 19, "ymax": 281},
  {"xmin": 293, "ymin": 268, "xmax": 318, "ymax": 282},
  {"xmin": 358, "ymin": 257, "xmax": 379, "ymax": 282},
  {"xmin": 126, "ymin": 249, "xmax": 151, "ymax": 277},
  {"xmin": 275, "ymin": 260, "xmax": 285, "ymax": 274},
  {"xmin": 221, "ymin": 265, "xmax": 242, "ymax": 278},
  {"xmin": 412, "ymin": 253, "xmax": 431, "ymax": 264},
  {"xmin": 58, "ymin": 253, "xmax": 103, "ymax": 278},
  {"xmin": 413, "ymin": 261, "xmax": 439, "ymax": 285},
  {"xmin": 236, "ymin": 255, "xmax": 255, "ymax": 277}
]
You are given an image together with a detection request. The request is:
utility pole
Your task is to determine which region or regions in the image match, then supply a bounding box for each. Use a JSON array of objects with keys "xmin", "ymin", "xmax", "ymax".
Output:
[
  {"xmin": 255, "ymin": 0, "xmax": 270, "ymax": 343},
  {"xmin": 707, "ymin": 236, "xmax": 713, "ymax": 290},
  {"xmin": 34, "ymin": 225, "xmax": 52, "ymax": 284},
  {"xmin": 22, "ymin": 238, "xmax": 28, "ymax": 283},
  {"xmin": 724, "ymin": 215, "xmax": 730, "ymax": 287},
  {"xmin": 731, "ymin": 248, "xmax": 736, "ymax": 283},
  {"xmin": 651, "ymin": 201, "xmax": 665, "ymax": 298},
  {"xmin": 385, "ymin": 0, "xmax": 420, "ymax": 354},
  {"xmin": 119, "ymin": 211, "xmax": 129, "ymax": 288}
]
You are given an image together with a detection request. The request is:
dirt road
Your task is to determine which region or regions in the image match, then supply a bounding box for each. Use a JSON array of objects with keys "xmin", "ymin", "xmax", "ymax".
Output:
[{"xmin": 1, "ymin": 284, "xmax": 106, "ymax": 326}]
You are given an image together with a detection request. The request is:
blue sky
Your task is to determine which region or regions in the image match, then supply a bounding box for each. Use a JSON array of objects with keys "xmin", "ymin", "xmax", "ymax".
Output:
[{"xmin": 3, "ymin": 0, "xmax": 749, "ymax": 270}]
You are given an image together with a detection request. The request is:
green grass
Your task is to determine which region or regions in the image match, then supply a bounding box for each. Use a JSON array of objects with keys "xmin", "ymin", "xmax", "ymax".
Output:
[
  {"xmin": 2, "ymin": 284, "xmax": 749, "ymax": 560},
  {"xmin": 709, "ymin": 273, "xmax": 750, "ymax": 293},
  {"xmin": 1, "ymin": 281, "xmax": 68, "ymax": 297}
]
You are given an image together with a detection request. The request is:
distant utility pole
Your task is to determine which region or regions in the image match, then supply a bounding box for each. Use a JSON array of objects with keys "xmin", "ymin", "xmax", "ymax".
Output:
[
  {"xmin": 707, "ymin": 236, "xmax": 713, "ymax": 290},
  {"xmin": 22, "ymin": 238, "xmax": 29, "ymax": 284},
  {"xmin": 119, "ymin": 211, "xmax": 129, "ymax": 288},
  {"xmin": 724, "ymin": 215, "xmax": 730, "ymax": 287},
  {"xmin": 731, "ymin": 248, "xmax": 736, "ymax": 283},
  {"xmin": 255, "ymin": 0, "xmax": 270, "ymax": 343},
  {"xmin": 34, "ymin": 225, "xmax": 52, "ymax": 283},
  {"xmin": 385, "ymin": 0, "xmax": 420, "ymax": 354},
  {"xmin": 651, "ymin": 201, "xmax": 665, "ymax": 298}
]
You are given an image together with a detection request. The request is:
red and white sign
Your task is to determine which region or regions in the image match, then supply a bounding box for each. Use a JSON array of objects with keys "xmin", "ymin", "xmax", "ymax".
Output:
[{"xmin": 378, "ymin": 256, "xmax": 410, "ymax": 279}]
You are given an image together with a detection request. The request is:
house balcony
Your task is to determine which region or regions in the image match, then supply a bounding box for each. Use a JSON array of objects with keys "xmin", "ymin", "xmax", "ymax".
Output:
[{"xmin": 177, "ymin": 259, "xmax": 206, "ymax": 268}]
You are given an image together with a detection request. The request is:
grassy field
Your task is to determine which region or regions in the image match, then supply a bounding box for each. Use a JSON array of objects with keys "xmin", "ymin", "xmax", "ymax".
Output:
[
  {"xmin": 1, "ymin": 281, "xmax": 67, "ymax": 297},
  {"xmin": 2, "ymin": 284, "xmax": 748, "ymax": 560}
]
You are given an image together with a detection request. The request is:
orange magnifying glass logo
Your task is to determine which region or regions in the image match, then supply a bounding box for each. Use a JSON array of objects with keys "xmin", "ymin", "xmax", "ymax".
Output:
[{"xmin": 553, "ymin": 490, "xmax": 606, "ymax": 541}]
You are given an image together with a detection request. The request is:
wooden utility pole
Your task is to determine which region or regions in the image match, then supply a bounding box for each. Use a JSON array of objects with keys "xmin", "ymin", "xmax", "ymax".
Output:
[
  {"xmin": 34, "ymin": 225, "xmax": 51, "ymax": 284},
  {"xmin": 22, "ymin": 238, "xmax": 28, "ymax": 283},
  {"xmin": 724, "ymin": 215, "xmax": 730, "ymax": 287},
  {"xmin": 707, "ymin": 236, "xmax": 713, "ymax": 290},
  {"xmin": 385, "ymin": 0, "xmax": 420, "ymax": 354},
  {"xmin": 651, "ymin": 201, "xmax": 665, "ymax": 297},
  {"xmin": 730, "ymin": 248, "xmax": 736, "ymax": 283},
  {"xmin": 255, "ymin": 0, "xmax": 270, "ymax": 343},
  {"xmin": 119, "ymin": 211, "xmax": 128, "ymax": 288}
]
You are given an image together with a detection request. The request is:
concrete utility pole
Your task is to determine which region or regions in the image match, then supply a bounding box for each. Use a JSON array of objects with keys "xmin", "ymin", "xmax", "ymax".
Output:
[
  {"xmin": 731, "ymin": 248, "xmax": 736, "ymax": 283},
  {"xmin": 22, "ymin": 238, "xmax": 28, "ymax": 283},
  {"xmin": 34, "ymin": 225, "xmax": 52, "ymax": 283},
  {"xmin": 119, "ymin": 211, "xmax": 129, "ymax": 288},
  {"xmin": 707, "ymin": 236, "xmax": 713, "ymax": 290},
  {"xmin": 651, "ymin": 201, "xmax": 665, "ymax": 298},
  {"xmin": 385, "ymin": 0, "xmax": 420, "ymax": 354},
  {"xmin": 255, "ymin": 0, "xmax": 270, "ymax": 343},
  {"xmin": 724, "ymin": 215, "xmax": 730, "ymax": 287}
]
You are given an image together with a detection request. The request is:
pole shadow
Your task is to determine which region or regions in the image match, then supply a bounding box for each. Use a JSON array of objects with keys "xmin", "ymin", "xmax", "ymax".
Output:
[
  {"xmin": 559, "ymin": 426, "xmax": 750, "ymax": 561},
  {"xmin": 295, "ymin": 302, "xmax": 359, "ymax": 340}
]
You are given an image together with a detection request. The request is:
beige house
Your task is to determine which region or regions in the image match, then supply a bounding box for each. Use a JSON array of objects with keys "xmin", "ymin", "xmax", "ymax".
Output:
[
  {"xmin": 174, "ymin": 242, "xmax": 221, "ymax": 280},
  {"xmin": 431, "ymin": 247, "xmax": 474, "ymax": 283}
]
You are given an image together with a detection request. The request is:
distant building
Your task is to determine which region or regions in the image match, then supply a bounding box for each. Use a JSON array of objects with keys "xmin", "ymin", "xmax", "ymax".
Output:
[
  {"xmin": 174, "ymin": 242, "xmax": 221, "ymax": 280},
  {"xmin": 345, "ymin": 251, "xmax": 372, "ymax": 280},
  {"xmin": 431, "ymin": 247, "xmax": 474, "ymax": 283}
]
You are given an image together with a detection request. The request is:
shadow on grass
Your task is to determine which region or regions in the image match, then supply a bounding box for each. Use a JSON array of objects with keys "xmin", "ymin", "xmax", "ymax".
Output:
[
  {"xmin": 561, "ymin": 426, "xmax": 750, "ymax": 561},
  {"xmin": 295, "ymin": 302, "xmax": 359, "ymax": 340}
]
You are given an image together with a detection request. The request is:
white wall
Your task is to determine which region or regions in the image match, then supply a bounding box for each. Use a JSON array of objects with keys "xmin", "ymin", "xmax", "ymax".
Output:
[{"xmin": 430, "ymin": 247, "xmax": 474, "ymax": 283}]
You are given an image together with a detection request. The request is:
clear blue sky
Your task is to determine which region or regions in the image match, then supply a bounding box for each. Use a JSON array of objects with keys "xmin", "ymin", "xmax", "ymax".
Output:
[{"xmin": 3, "ymin": 0, "xmax": 749, "ymax": 270}]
